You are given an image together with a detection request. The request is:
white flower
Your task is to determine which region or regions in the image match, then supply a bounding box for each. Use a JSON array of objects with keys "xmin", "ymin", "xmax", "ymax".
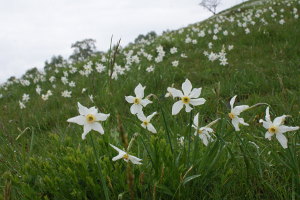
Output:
[
  {"xmin": 170, "ymin": 47, "xmax": 178, "ymax": 54},
  {"xmin": 193, "ymin": 113, "xmax": 220, "ymax": 146},
  {"xmin": 125, "ymin": 84, "xmax": 152, "ymax": 115},
  {"xmin": 168, "ymin": 79, "xmax": 206, "ymax": 115},
  {"xmin": 19, "ymin": 101, "xmax": 26, "ymax": 109},
  {"xmin": 61, "ymin": 90, "xmax": 72, "ymax": 98},
  {"xmin": 22, "ymin": 94, "xmax": 30, "ymax": 102},
  {"xmin": 146, "ymin": 65, "xmax": 154, "ymax": 72},
  {"xmin": 67, "ymin": 102, "xmax": 110, "ymax": 140},
  {"xmin": 172, "ymin": 60, "xmax": 179, "ymax": 67},
  {"xmin": 228, "ymin": 95, "xmax": 249, "ymax": 131},
  {"xmin": 178, "ymin": 136, "xmax": 185, "ymax": 146},
  {"xmin": 259, "ymin": 107, "xmax": 299, "ymax": 149},
  {"xmin": 137, "ymin": 112, "xmax": 157, "ymax": 133},
  {"xmin": 110, "ymin": 144, "xmax": 142, "ymax": 165}
]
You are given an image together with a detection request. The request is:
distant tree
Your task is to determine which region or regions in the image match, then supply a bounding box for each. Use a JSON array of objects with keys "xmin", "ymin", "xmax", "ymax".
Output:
[
  {"xmin": 199, "ymin": 0, "xmax": 221, "ymax": 15},
  {"xmin": 69, "ymin": 39, "xmax": 97, "ymax": 62},
  {"xmin": 44, "ymin": 55, "xmax": 64, "ymax": 72},
  {"xmin": 134, "ymin": 31, "xmax": 157, "ymax": 43}
]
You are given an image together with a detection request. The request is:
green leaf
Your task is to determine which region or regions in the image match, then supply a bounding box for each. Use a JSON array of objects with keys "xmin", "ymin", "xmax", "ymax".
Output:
[{"xmin": 183, "ymin": 174, "xmax": 201, "ymax": 185}]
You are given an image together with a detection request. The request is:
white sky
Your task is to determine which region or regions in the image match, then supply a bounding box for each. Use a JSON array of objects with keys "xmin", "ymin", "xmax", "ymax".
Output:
[{"xmin": 0, "ymin": 0, "xmax": 245, "ymax": 83}]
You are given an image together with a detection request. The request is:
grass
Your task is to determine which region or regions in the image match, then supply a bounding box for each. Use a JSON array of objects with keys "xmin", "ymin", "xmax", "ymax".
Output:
[{"xmin": 0, "ymin": 0, "xmax": 300, "ymax": 199}]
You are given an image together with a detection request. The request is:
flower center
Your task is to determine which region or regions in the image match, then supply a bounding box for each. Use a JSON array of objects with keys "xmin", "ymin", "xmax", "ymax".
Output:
[
  {"xmin": 181, "ymin": 96, "xmax": 190, "ymax": 104},
  {"xmin": 123, "ymin": 154, "xmax": 129, "ymax": 160},
  {"xmin": 86, "ymin": 114, "xmax": 95, "ymax": 123},
  {"xmin": 134, "ymin": 97, "xmax": 141, "ymax": 104},
  {"xmin": 198, "ymin": 129, "xmax": 203, "ymax": 134},
  {"xmin": 268, "ymin": 126, "xmax": 278, "ymax": 134},
  {"xmin": 143, "ymin": 120, "xmax": 149, "ymax": 126},
  {"xmin": 228, "ymin": 112, "xmax": 235, "ymax": 119}
]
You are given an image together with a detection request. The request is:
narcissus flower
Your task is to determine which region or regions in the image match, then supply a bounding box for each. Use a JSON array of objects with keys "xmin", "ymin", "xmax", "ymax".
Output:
[
  {"xmin": 110, "ymin": 144, "xmax": 142, "ymax": 165},
  {"xmin": 67, "ymin": 102, "xmax": 110, "ymax": 140},
  {"xmin": 228, "ymin": 95, "xmax": 249, "ymax": 131},
  {"xmin": 193, "ymin": 113, "xmax": 220, "ymax": 146},
  {"xmin": 259, "ymin": 107, "xmax": 299, "ymax": 149},
  {"xmin": 168, "ymin": 79, "xmax": 206, "ymax": 115},
  {"xmin": 137, "ymin": 111, "xmax": 157, "ymax": 133},
  {"xmin": 125, "ymin": 83, "xmax": 152, "ymax": 115}
]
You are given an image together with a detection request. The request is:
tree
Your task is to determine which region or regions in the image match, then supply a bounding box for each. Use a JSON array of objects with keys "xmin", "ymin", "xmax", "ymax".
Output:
[
  {"xmin": 69, "ymin": 38, "xmax": 97, "ymax": 62},
  {"xmin": 199, "ymin": 0, "xmax": 221, "ymax": 15},
  {"xmin": 44, "ymin": 55, "xmax": 65, "ymax": 72}
]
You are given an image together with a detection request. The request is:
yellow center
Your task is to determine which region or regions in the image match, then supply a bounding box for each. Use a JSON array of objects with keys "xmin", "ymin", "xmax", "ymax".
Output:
[
  {"xmin": 268, "ymin": 126, "xmax": 278, "ymax": 134},
  {"xmin": 86, "ymin": 114, "xmax": 95, "ymax": 123},
  {"xmin": 228, "ymin": 112, "xmax": 235, "ymax": 119},
  {"xmin": 143, "ymin": 121, "xmax": 149, "ymax": 126},
  {"xmin": 123, "ymin": 154, "xmax": 129, "ymax": 160},
  {"xmin": 198, "ymin": 129, "xmax": 203, "ymax": 134},
  {"xmin": 134, "ymin": 98, "xmax": 141, "ymax": 104},
  {"xmin": 181, "ymin": 96, "xmax": 190, "ymax": 104}
]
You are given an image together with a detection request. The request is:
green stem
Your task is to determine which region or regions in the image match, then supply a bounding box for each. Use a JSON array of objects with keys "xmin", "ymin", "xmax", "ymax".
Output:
[
  {"xmin": 159, "ymin": 105, "xmax": 174, "ymax": 154},
  {"xmin": 187, "ymin": 110, "xmax": 193, "ymax": 165},
  {"xmin": 139, "ymin": 132, "xmax": 155, "ymax": 170},
  {"xmin": 89, "ymin": 134, "xmax": 110, "ymax": 200}
]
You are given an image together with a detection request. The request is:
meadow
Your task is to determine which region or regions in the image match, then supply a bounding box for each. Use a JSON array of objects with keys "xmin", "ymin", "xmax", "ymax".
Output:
[{"xmin": 0, "ymin": 0, "xmax": 300, "ymax": 199}]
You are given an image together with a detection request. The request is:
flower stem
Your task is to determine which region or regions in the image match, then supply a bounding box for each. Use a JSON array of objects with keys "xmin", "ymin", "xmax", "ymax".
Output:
[
  {"xmin": 159, "ymin": 105, "xmax": 174, "ymax": 154},
  {"xmin": 187, "ymin": 110, "xmax": 193, "ymax": 165},
  {"xmin": 89, "ymin": 134, "xmax": 110, "ymax": 200}
]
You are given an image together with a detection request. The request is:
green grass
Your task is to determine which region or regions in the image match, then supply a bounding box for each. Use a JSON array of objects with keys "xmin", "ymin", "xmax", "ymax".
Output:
[{"xmin": 1, "ymin": 0, "xmax": 300, "ymax": 199}]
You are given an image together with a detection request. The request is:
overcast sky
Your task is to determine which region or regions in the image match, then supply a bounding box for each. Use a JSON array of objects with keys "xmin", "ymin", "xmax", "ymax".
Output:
[{"xmin": 0, "ymin": 0, "xmax": 245, "ymax": 83}]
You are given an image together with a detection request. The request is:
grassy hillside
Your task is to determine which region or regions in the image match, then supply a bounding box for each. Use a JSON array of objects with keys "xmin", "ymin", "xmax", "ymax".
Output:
[{"xmin": 1, "ymin": 0, "xmax": 300, "ymax": 199}]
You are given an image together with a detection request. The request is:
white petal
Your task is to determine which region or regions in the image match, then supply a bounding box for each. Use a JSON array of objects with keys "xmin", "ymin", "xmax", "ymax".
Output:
[
  {"xmin": 172, "ymin": 101, "xmax": 184, "ymax": 115},
  {"xmin": 189, "ymin": 98, "xmax": 206, "ymax": 106},
  {"xmin": 82, "ymin": 124, "xmax": 92, "ymax": 140},
  {"xmin": 229, "ymin": 95, "xmax": 237, "ymax": 110},
  {"xmin": 147, "ymin": 112, "xmax": 157, "ymax": 121},
  {"xmin": 185, "ymin": 104, "xmax": 193, "ymax": 112},
  {"xmin": 265, "ymin": 107, "xmax": 271, "ymax": 122},
  {"xmin": 193, "ymin": 113, "xmax": 199, "ymax": 127},
  {"xmin": 201, "ymin": 134, "xmax": 209, "ymax": 146},
  {"xmin": 95, "ymin": 113, "xmax": 110, "ymax": 121},
  {"xmin": 232, "ymin": 118, "xmax": 240, "ymax": 131},
  {"xmin": 167, "ymin": 88, "xmax": 183, "ymax": 98},
  {"xmin": 110, "ymin": 144, "xmax": 125, "ymax": 154},
  {"xmin": 141, "ymin": 99, "xmax": 152, "ymax": 107},
  {"xmin": 125, "ymin": 96, "xmax": 135, "ymax": 103},
  {"xmin": 232, "ymin": 105, "xmax": 249, "ymax": 115},
  {"xmin": 189, "ymin": 88, "xmax": 202, "ymax": 98},
  {"xmin": 78, "ymin": 102, "xmax": 89, "ymax": 115},
  {"xmin": 137, "ymin": 112, "xmax": 146, "ymax": 121},
  {"xmin": 259, "ymin": 119, "xmax": 272, "ymax": 129},
  {"xmin": 238, "ymin": 117, "xmax": 249, "ymax": 126},
  {"xmin": 91, "ymin": 122, "xmax": 104, "ymax": 134},
  {"xmin": 129, "ymin": 155, "xmax": 142, "ymax": 165},
  {"xmin": 278, "ymin": 125, "xmax": 299, "ymax": 134},
  {"xmin": 182, "ymin": 79, "xmax": 192, "ymax": 96},
  {"xmin": 88, "ymin": 107, "xmax": 98, "ymax": 115},
  {"xmin": 265, "ymin": 131, "xmax": 273, "ymax": 140},
  {"xmin": 67, "ymin": 115, "xmax": 85, "ymax": 125},
  {"xmin": 141, "ymin": 123, "xmax": 147, "ymax": 129},
  {"xmin": 273, "ymin": 115, "xmax": 287, "ymax": 126},
  {"xmin": 130, "ymin": 104, "xmax": 143, "ymax": 115},
  {"xmin": 134, "ymin": 83, "xmax": 145, "ymax": 98},
  {"xmin": 147, "ymin": 123, "xmax": 157, "ymax": 133},
  {"xmin": 112, "ymin": 153, "xmax": 125, "ymax": 161},
  {"xmin": 276, "ymin": 133, "xmax": 288, "ymax": 149}
]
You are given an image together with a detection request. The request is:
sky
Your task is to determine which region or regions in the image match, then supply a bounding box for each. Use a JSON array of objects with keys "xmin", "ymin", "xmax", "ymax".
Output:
[{"xmin": 0, "ymin": 0, "xmax": 245, "ymax": 83}]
